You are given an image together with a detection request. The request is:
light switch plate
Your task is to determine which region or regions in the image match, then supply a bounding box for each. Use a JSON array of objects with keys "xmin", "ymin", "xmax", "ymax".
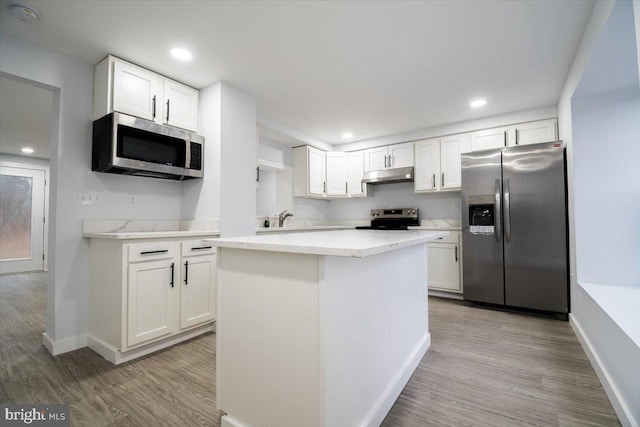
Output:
[{"xmin": 127, "ymin": 193, "xmax": 137, "ymax": 208}]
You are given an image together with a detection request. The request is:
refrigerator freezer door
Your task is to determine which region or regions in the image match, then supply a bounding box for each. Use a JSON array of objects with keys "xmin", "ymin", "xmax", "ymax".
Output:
[
  {"xmin": 502, "ymin": 142, "xmax": 568, "ymax": 313},
  {"xmin": 462, "ymin": 149, "xmax": 504, "ymax": 305}
]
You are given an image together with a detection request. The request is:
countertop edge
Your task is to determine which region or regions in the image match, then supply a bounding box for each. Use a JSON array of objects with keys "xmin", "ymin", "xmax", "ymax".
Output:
[
  {"xmin": 84, "ymin": 231, "xmax": 221, "ymax": 240},
  {"xmin": 203, "ymin": 230, "xmax": 448, "ymax": 258}
]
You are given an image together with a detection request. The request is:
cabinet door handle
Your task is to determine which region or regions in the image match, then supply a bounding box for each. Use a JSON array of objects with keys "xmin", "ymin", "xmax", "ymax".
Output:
[
  {"xmin": 515, "ymin": 129, "xmax": 519, "ymax": 145},
  {"xmin": 166, "ymin": 99, "xmax": 170, "ymax": 122},
  {"xmin": 388, "ymin": 155, "xmax": 392, "ymax": 168},
  {"xmin": 191, "ymin": 246, "xmax": 213, "ymax": 251},
  {"xmin": 256, "ymin": 166, "xmax": 260, "ymax": 183},
  {"xmin": 441, "ymin": 172, "xmax": 444, "ymax": 187},
  {"xmin": 140, "ymin": 249, "xmax": 169, "ymax": 255},
  {"xmin": 503, "ymin": 130, "xmax": 507, "ymax": 146},
  {"xmin": 455, "ymin": 245, "xmax": 458, "ymax": 262},
  {"xmin": 384, "ymin": 155, "xmax": 387, "ymax": 168},
  {"xmin": 432, "ymin": 173, "xmax": 435, "ymax": 189},
  {"xmin": 184, "ymin": 261, "xmax": 188, "ymax": 285},
  {"xmin": 170, "ymin": 262, "xmax": 175, "ymax": 288},
  {"xmin": 323, "ymin": 181, "xmax": 326, "ymax": 194},
  {"xmin": 345, "ymin": 182, "xmax": 348, "ymax": 194},
  {"xmin": 152, "ymin": 95, "xmax": 157, "ymax": 119}
]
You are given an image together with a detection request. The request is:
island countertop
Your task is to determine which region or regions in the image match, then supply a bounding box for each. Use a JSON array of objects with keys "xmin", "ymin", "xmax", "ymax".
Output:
[{"xmin": 204, "ymin": 229, "xmax": 448, "ymax": 258}]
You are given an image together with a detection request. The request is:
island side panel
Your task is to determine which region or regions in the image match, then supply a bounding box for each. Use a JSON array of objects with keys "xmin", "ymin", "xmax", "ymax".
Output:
[
  {"xmin": 321, "ymin": 243, "xmax": 429, "ymax": 427},
  {"xmin": 216, "ymin": 248, "xmax": 320, "ymax": 427}
]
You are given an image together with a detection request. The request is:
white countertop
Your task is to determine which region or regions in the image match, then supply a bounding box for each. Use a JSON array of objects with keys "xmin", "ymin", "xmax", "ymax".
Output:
[
  {"xmin": 256, "ymin": 225, "xmax": 354, "ymax": 233},
  {"xmin": 84, "ymin": 230, "xmax": 220, "ymax": 239},
  {"xmin": 205, "ymin": 229, "xmax": 448, "ymax": 258}
]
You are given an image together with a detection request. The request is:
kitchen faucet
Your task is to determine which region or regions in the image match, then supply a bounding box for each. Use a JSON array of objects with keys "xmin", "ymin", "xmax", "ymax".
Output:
[{"xmin": 278, "ymin": 210, "xmax": 293, "ymax": 227}]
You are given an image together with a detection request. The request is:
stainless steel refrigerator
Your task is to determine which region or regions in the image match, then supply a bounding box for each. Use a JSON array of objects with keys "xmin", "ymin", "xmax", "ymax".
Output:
[{"xmin": 461, "ymin": 141, "xmax": 568, "ymax": 316}]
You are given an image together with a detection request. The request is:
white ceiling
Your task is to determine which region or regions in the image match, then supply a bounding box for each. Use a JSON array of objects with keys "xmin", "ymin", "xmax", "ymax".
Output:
[{"xmin": 0, "ymin": 0, "xmax": 595, "ymax": 146}]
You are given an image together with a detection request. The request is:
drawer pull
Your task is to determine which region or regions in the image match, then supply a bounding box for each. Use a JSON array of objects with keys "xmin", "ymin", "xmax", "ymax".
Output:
[
  {"xmin": 191, "ymin": 246, "xmax": 213, "ymax": 251},
  {"xmin": 184, "ymin": 261, "xmax": 189, "ymax": 285},
  {"xmin": 140, "ymin": 249, "xmax": 169, "ymax": 255}
]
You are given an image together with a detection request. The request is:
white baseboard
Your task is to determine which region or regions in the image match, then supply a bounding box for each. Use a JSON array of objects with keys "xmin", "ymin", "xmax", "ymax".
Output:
[
  {"xmin": 364, "ymin": 333, "xmax": 431, "ymax": 427},
  {"xmin": 42, "ymin": 332, "xmax": 88, "ymax": 356},
  {"xmin": 88, "ymin": 323, "xmax": 214, "ymax": 365},
  {"xmin": 570, "ymin": 314, "xmax": 637, "ymax": 427}
]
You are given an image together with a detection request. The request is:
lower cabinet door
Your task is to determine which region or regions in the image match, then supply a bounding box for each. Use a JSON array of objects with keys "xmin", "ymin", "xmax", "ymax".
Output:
[
  {"xmin": 180, "ymin": 254, "xmax": 216, "ymax": 329},
  {"xmin": 427, "ymin": 244, "xmax": 461, "ymax": 292},
  {"xmin": 127, "ymin": 259, "xmax": 178, "ymax": 347}
]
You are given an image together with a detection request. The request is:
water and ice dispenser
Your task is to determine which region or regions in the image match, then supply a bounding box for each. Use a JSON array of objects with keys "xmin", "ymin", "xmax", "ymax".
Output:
[{"xmin": 468, "ymin": 195, "xmax": 496, "ymax": 235}]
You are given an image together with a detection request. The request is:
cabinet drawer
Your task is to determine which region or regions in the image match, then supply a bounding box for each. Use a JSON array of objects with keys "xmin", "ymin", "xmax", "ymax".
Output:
[
  {"xmin": 128, "ymin": 242, "xmax": 179, "ymax": 263},
  {"xmin": 427, "ymin": 231, "xmax": 460, "ymax": 244},
  {"xmin": 181, "ymin": 240, "xmax": 217, "ymax": 257}
]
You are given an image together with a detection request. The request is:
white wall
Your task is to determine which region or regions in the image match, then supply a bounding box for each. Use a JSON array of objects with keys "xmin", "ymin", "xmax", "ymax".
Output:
[
  {"xmin": 219, "ymin": 83, "xmax": 257, "ymax": 237},
  {"xmin": 0, "ymin": 35, "xmax": 183, "ymax": 353},
  {"xmin": 573, "ymin": 88, "xmax": 640, "ymax": 286}
]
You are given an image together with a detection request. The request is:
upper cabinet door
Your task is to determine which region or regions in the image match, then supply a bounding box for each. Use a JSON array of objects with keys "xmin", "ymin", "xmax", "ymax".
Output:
[
  {"xmin": 470, "ymin": 127, "xmax": 507, "ymax": 152},
  {"xmin": 163, "ymin": 79, "xmax": 199, "ymax": 132},
  {"xmin": 440, "ymin": 134, "xmax": 467, "ymax": 190},
  {"xmin": 364, "ymin": 146, "xmax": 388, "ymax": 172},
  {"xmin": 389, "ymin": 142, "xmax": 414, "ymax": 168},
  {"xmin": 113, "ymin": 60, "xmax": 162, "ymax": 122},
  {"xmin": 414, "ymin": 139, "xmax": 440, "ymax": 192},
  {"xmin": 347, "ymin": 151, "xmax": 366, "ymax": 197},
  {"xmin": 509, "ymin": 119, "xmax": 557, "ymax": 147},
  {"xmin": 308, "ymin": 146, "xmax": 326, "ymax": 197},
  {"xmin": 325, "ymin": 152, "xmax": 349, "ymax": 197}
]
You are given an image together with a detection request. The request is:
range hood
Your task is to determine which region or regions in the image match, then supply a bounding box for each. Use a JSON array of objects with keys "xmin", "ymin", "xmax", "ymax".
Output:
[{"xmin": 361, "ymin": 166, "xmax": 414, "ymax": 184}]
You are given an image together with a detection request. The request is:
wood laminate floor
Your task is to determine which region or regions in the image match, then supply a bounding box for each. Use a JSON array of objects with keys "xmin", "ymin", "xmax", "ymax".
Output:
[{"xmin": 1, "ymin": 272, "xmax": 619, "ymax": 426}]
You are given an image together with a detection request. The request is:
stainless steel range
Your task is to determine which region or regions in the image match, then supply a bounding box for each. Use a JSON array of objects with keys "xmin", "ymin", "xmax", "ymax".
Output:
[{"xmin": 355, "ymin": 208, "xmax": 419, "ymax": 230}]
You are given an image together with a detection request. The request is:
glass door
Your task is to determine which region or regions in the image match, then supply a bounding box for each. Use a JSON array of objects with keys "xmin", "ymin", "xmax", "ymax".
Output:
[{"xmin": 0, "ymin": 166, "xmax": 46, "ymax": 274}]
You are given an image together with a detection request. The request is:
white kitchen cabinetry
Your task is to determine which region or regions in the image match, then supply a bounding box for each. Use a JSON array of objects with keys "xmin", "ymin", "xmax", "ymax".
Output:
[
  {"xmin": 88, "ymin": 237, "xmax": 217, "ymax": 364},
  {"xmin": 293, "ymin": 146, "xmax": 326, "ymax": 198},
  {"xmin": 347, "ymin": 150, "xmax": 367, "ymax": 197},
  {"xmin": 507, "ymin": 119, "xmax": 558, "ymax": 147},
  {"xmin": 94, "ymin": 55, "xmax": 199, "ymax": 132},
  {"xmin": 470, "ymin": 126, "xmax": 508, "ymax": 152},
  {"xmin": 427, "ymin": 231, "xmax": 462, "ymax": 293},
  {"xmin": 364, "ymin": 142, "xmax": 413, "ymax": 171},
  {"xmin": 415, "ymin": 134, "xmax": 467, "ymax": 192},
  {"xmin": 326, "ymin": 152, "xmax": 349, "ymax": 197}
]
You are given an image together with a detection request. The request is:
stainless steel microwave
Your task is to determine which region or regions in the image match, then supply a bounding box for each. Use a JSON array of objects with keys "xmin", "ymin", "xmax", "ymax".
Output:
[{"xmin": 92, "ymin": 112, "xmax": 204, "ymax": 180}]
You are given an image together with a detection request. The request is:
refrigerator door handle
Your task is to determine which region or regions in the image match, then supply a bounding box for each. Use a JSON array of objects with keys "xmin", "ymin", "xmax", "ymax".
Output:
[
  {"xmin": 503, "ymin": 177, "xmax": 512, "ymax": 243},
  {"xmin": 494, "ymin": 179, "xmax": 502, "ymax": 243}
]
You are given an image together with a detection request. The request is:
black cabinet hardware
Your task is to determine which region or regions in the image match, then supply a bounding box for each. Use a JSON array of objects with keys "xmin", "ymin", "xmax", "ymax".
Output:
[{"xmin": 140, "ymin": 249, "xmax": 169, "ymax": 255}]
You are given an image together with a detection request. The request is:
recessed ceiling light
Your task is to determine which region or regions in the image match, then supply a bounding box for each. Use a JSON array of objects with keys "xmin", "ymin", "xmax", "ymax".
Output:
[
  {"xmin": 470, "ymin": 99, "xmax": 487, "ymax": 108},
  {"xmin": 21, "ymin": 147, "xmax": 34, "ymax": 154},
  {"xmin": 170, "ymin": 48, "xmax": 192, "ymax": 61},
  {"xmin": 341, "ymin": 132, "xmax": 354, "ymax": 140},
  {"xmin": 11, "ymin": 4, "xmax": 39, "ymax": 22}
]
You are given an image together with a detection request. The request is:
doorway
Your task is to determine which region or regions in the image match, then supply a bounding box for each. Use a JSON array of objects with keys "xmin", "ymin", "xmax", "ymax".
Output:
[{"xmin": 0, "ymin": 166, "xmax": 46, "ymax": 273}]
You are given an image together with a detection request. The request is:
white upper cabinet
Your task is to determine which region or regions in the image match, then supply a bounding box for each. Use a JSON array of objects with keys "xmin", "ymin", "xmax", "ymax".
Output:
[
  {"xmin": 94, "ymin": 55, "xmax": 199, "ymax": 132},
  {"xmin": 163, "ymin": 79, "xmax": 199, "ymax": 132},
  {"xmin": 508, "ymin": 119, "xmax": 558, "ymax": 147},
  {"xmin": 414, "ymin": 138, "xmax": 440, "ymax": 192},
  {"xmin": 112, "ymin": 60, "xmax": 162, "ymax": 122},
  {"xmin": 470, "ymin": 126, "xmax": 508, "ymax": 152},
  {"xmin": 326, "ymin": 152, "xmax": 349, "ymax": 197},
  {"xmin": 440, "ymin": 133, "xmax": 466, "ymax": 190},
  {"xmin": 293, "ymin": 146, "xmax": 326, "ymax": 199},
  {"xmin": 415, "ymin": 133, "xmax": 467, "ymax": 193},
  {"xmin": 363, "ymin": 146, "xmax": 388, "ymax": 171},
  {"xmin": 347, "ymin": 151, "xmax": 367, "ymax": 197},
  {"xmin": 364, "ymin": 142, "xmax": 413, "ymax": 171}
]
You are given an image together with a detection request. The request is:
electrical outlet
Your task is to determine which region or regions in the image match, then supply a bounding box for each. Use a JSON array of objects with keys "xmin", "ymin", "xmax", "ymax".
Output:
[
  {"xmin": 452, "ymin": 201, "xmax": 460, "ymax": 212},
  {"xmin": 77, "ymin": 191, "xmax": 91, "ymax": 205},
  {"xmin": 91, "ymin": 191, "xmax": 103, "ymax": 206},
  {"xmin": 127, "ymin": 193, "xmax": 137, "ymax": 208}
]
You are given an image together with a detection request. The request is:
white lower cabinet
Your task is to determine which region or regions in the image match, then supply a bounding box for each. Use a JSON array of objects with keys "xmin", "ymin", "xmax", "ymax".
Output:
[
  {"xmin": 427, "ymin": 231, "xmax": 462, "ymax": 294},
  {"xmin": 88, "ymin": 237, "xmax": 217, "ymax": 364}
]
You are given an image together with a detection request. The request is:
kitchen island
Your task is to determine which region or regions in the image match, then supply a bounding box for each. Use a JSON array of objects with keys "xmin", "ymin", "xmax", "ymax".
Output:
[{"xmin": 205, "ymin": 229, "xmax": 447, "ymax": 427}]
